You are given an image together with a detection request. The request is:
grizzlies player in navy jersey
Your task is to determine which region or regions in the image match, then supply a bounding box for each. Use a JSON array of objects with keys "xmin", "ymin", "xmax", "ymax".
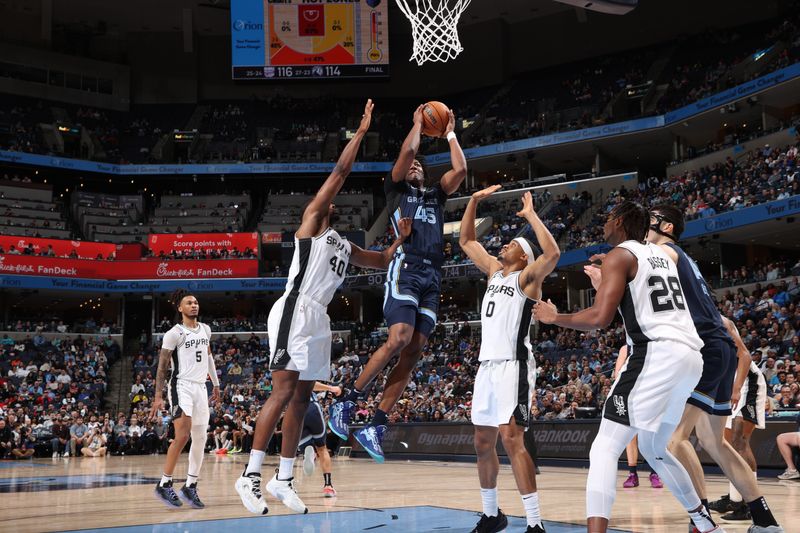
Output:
[
  {"xmin": 645, "ymin": 206, "xmax": 781, "ymax": 532},
  {"xmin": 329, "ymin": 104, "xmax": 467, "ymax": 462}
]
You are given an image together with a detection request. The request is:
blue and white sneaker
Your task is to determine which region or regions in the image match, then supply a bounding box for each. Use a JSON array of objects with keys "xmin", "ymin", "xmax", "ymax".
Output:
[
  {"xmin": 354, "ymin": 425, "xmax": 387, "ymax": 464},
  {"xmin": 328, "ymin": 400, "xmax": 355, "ymax": 440},
  {"xmin": 154, "ymin": 480, "xmax": 182, "ymax": 508}
]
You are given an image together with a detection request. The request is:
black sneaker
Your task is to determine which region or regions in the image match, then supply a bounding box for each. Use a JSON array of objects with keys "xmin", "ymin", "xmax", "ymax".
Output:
[
  {"xmin": 720, "ymin": 502, "xmax": 751, "ymax": 521},
  {"xmin": 180, "ymin": 484, "xmax": 205, "ymax": 509},
  {"xmin": 527, "ymin": 524, "xmax": 546, "ymax": 533},
  {"xmin": 708, "ymin": 494, "xmax": 734, "ymax": 513},
  {"xmin": 470, "ymin": 509, "xmax": 508, "ymax": 533},
  {"xmin": 154, "ymin": 481, "xmax": 182, "ymax": 508}
]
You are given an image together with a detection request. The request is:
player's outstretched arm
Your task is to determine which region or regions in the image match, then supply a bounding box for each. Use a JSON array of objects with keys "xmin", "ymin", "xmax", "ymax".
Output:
[
  {"xmin": 533, "ymin": 247, "xmax": 634, "ymax": 331},
  {"xmin": 439, "ymin": 110, "xmax": 467, "ymax": 195},
  {"xmin": 298, "ymin": 99, "xmax": 374, "ymax": 238},
  {"xmin": 391, "ymin": 105, "xmax": 424, "ymax": 183},
  {"xmin": 350, "ymin": 217, "xmax": 412, "ymax": 269},
  {"xmin": 459, "ymin": 185, "xmax": 502, "ymax": 276},
  {"xmin": 722, "ymin": 315, "xmax": 750, "ymax": 409},
  {"xmin": 149, "ymin": 348, "xmax": 172, "ymax": 420},
  {"xmin": 518, "ymin": 191, "xmax": 560, "ymax": 297},
  {"xmin": 313, "ymin": 382, "xmax": 343, "ymax": 396}
]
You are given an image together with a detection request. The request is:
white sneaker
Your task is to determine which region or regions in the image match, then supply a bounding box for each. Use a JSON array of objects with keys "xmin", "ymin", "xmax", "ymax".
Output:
[
  {"xmin": 303, "ymin": 445, "xmax": 316, "ymax": 476},
  {"xmin": 63, "ymin": 452, "xmax": 69, "ymax": 458},
  {"xmin": 52, "ymin": 452, "xmax": 58, "ymax": 459},
  {"xmin": 747, "ymin": 526, "xmax": 784, "ymax": 533},
  {"xmin": 235, "ymin": 472, "xmax": 268, "ymax": 515},
  {"xmin": 777, "ymin": 468, "xmax": 799, "ymax": 480},
  {"xmin": 266, "ymin": 473, "xmax": 308, "ymax": 514}
]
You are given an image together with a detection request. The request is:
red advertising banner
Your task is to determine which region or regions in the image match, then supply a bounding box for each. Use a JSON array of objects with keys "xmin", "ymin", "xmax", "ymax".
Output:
[
  {"xmin": 0, "ymin": 254, "xmax": 258, "ymax": 279},
  {"xmin": 114, "ymin": 243, "xmax": 145, "ymax": 260},
  {"xmin": 0, "ymin": 236, "xmax": 117, "ymax": 259},
  {"xmin": 148, "ymin": 233, "xmax": 259, "ymax": 255}
]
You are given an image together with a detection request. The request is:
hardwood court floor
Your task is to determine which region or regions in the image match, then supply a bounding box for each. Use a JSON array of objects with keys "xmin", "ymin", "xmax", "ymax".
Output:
[{"xmin": 0, "ymin": 454, "xmax": 797, "ymax": 532}]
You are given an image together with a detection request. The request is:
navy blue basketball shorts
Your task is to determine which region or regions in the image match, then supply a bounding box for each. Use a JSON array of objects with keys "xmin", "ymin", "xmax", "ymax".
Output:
[
  {"xmin": 687, "ymin": 338, "xmax": 738, "ymax": 416},
  {"xmin": 383, "ymin": 258, "xmax": 441, "ymax": 338},
  {"xmin": 298, "ymin": 401, "xmax": 326, "ymax": 449}
]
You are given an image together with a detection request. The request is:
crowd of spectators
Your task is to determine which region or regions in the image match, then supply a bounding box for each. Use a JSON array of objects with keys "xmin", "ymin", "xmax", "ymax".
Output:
[
  {"xmin": 143, "ymin": 247, "xmax": 257, "ymax": 261},
  {"xmin": 1, "ymin": 319, "xmax": 120, "ymax": 335},
  {"xmin": 0, "ymin": 335, "xmax": 122, "ymax": 459}
]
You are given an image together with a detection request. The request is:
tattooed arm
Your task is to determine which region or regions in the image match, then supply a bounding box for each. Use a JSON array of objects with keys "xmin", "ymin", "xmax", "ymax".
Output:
[{"xmin": 149, "ymin": 348, "xmax": 172, "ymax": 420}]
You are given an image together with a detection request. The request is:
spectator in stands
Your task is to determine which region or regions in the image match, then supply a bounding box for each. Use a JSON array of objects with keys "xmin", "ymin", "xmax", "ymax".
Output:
[
  {"xmin": 69, "ymin": 416, "xmax": 88, "ymax": 456},
  {"xmin": 0, "ymin": 418, "xmax": 13, "ymax": 458},
  {"xmin": 50, "ymin": 415, "xmax": 70, "ymax": 458}
]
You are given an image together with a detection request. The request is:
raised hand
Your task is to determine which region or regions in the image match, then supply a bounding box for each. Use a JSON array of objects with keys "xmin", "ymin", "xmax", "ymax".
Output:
[
  {"xmin": 444, "ymin": 109, "xmax": 456, "ymax": 137},
  {"xmin": 533, "ymin": 299, "xmax": 558, "ymax": 324},
  {"xmin": 397, "ymin": 217, "xmax": 413, "ymax": 239},
  {"xmin": 516, "ymin": 191, "xmax": 535, "ymax": 218},
  {"xmin": 583, "ymin": 264, "xmax": 602, "ymax": 291},
  {"xmin": 472, "ymin": 184, "xmax": 502, "ymax": 202},
  {"xmin": 357, "ymin": 99, "xmax": 374, "ymax": 134},
  {"xmin": 413, "ymin": 104, "xmax": 425, "ymax": 126}
]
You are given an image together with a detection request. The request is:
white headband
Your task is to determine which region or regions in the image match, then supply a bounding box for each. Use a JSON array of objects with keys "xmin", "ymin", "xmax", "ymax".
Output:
[{"xmin": 513, "ymin": 237, "xmax": 535, "ymax": 265}]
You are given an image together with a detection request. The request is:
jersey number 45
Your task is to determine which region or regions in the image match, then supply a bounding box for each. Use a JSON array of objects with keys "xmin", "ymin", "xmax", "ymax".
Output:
[{"xmin": 414, "ymin": 206, "xmax": 437, "ymax": 224}]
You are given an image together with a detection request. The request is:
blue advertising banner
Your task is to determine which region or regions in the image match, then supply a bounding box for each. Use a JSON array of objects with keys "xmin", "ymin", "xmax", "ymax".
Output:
[
  {"xmin": 425, "ymin": 116, "xmax": 664, "ymax": 166},
  {"xmin": 0, "ymin": 275, "xmax": 288, "ymax": 293},
  {"xmin": 0, "ymin": 151, "xmax": 392, "ymax": 175},
  {"xmin": 682, "ymin": 195, "xmax": 800, "ymax": 239},
  {"xmin": 230, "ymin": 0, "xmax": 265, "ymax": 67},
  {"xmin": 664, "ymin": 62, "xmax": 800, "ymax": 124}
]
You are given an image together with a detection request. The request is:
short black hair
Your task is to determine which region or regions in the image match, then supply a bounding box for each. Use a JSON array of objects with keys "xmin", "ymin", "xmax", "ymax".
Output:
[
  {"xmin": 650, "ymin": 204, "xmax": 685, "ymax": 240},
  {"xmin": 170, "ymin": 288, "xmax": 196, "ymax": 322},
  {"xmin": 610, "ymin": 201, "xmax": 649, "ymax": 242}
]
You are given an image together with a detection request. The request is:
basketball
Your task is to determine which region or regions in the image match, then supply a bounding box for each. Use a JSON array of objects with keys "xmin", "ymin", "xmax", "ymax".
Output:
[{"xmin": 421, "ymin": 101, "xmax": 450, "ymax": 137}]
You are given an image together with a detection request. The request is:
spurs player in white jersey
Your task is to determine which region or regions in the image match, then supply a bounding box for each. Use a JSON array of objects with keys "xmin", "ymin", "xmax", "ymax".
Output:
[
  {"xmin": 150, "ymin": 289, "xmax": 219, "ymax": 510},
  {"xmin": 459, "ymin": 186, "xmax": 560, "ymax": 533},
  {"xmin": 236, "ymin": 99, "xmax": 411, "ymax": 515},
  {"xmin": 535, "ymin": 201, "xmax": 724, "ymax": 533}
]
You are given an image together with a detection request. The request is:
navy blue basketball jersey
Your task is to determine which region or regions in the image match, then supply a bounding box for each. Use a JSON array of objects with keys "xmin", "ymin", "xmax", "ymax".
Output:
[
  {"xmin": 384, "ymin": 176, "xmax": 447, "ymax": 264},
  {"xmin": 666, "ymin": 243, "xmax": 732, "ymax": 344}
]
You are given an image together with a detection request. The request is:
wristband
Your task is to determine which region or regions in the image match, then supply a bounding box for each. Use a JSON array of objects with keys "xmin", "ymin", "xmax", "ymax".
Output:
[{"xmin": 446, "ymin": 131, "xmax": 457, "ymax": 142}]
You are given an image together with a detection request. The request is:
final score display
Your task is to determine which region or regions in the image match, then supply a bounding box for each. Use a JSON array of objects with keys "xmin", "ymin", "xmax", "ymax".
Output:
[{"xmin": 231, "ymin": 0, "xmax": 389, "ymax": 80}]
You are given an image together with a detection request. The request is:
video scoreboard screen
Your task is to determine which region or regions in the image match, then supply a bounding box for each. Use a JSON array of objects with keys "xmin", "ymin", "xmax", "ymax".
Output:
[{"xmin": 231, "ymin": 0, "xmax": 390, "ymax": 80}]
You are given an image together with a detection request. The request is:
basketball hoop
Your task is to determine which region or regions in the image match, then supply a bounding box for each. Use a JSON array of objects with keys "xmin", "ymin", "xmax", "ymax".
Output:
[{"xmin": 395, "ymin": 0, "xmax": 472, "ymax": 65}]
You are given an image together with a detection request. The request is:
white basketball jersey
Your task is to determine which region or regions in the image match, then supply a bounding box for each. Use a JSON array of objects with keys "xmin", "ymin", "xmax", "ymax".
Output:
[
  {"xmin": 617, "ymin": 241, "xmax": 703, "ymax": 350},
  {"xmin": 161, "ymin": 322, "xmax": 212, "ymax": 383},
  {"xmin": 284, "ymin": 227, "xmax": 351, "ymax": 307},
  {"xmin": 479, "ymin": 270, "xmax": 535, "ymax": 361}
]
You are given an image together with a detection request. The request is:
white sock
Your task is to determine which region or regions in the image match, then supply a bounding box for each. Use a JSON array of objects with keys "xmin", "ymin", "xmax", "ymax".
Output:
[
  {"xmin": 186, "ymin": 474, "xmax": 198, "ymax": 486},
  {"xmin": 160, "ymin": 474, "xmax": 172, "ymax": 487},
  {"xmin": 245, "ymin": 450, "xmax": 265, "ymax": 476},
  {"xmin": 480, "ymin": 487, "xmax": 498, "ymax": 517},
  {"xmin": 522, "ymin": 491, "xmax": 542, "ymax": 527},
  {"xmin": 729, "ymin": 481, "xmax": 742, "ymax": 503},
  {"xmin": 278, "ymin": 456, "xmax": 295, "ymax": 480},
  {"xmin": 753, "ymin": 470, "xmax": 758, "ymax": 482}
]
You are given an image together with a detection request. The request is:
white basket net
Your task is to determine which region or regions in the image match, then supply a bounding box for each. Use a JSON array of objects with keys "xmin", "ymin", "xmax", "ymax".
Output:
[{"xmin": 395, "ymin": 0, "xmax": 473, "ymax": 65}]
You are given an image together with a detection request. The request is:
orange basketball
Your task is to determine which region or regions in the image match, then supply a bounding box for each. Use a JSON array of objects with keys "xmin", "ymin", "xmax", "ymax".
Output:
[{"xmin": 421, "ymin": 101, "xmax": 450, "ymax": 137}]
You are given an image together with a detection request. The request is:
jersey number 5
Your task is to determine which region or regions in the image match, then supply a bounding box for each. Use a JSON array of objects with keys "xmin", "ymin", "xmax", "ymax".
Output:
[
  {"xmin": 414, "ymin": 205, "xmax": 437, "ymax": 224},
  {"xmin": 647, "ymin": 275, "xmax": 686, "ymax": 313},
  {"xmin": 195, "ymin": 350, "xmax": 203, "ymax": 362}
]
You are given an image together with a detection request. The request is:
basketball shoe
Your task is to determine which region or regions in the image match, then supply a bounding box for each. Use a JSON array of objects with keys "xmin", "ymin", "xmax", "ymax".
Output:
[
  {"xmin": 649, "ymin": 472, "xmax": 664, "ymax": 488},
  {"xmin": 179, "ymin": 484, "xmax": 205, "ymax": 509},
  {"xmin": 623, "ymin": 472, "xmax": 639, "ymax": 487},
  {"xmin": 526, "ymin": 525, "xmax": 546, "ymax": 533},
  {"xmin": 154, "ymin": 480, "xmax": 182, "ymax": 508},
  {"xmin": 708, "ymin": 494, "xmax": 735, "ymax": 513},
  {"xmin": 328, "ymin": 400, "xmax": 355, "ymax": 440},
  {"xmin": 354, "ymin": 424, "xmax": 387, "ymax": 463},
  {"xmin": 470, "ymin": 509, "xmax": 508, "ymax": 533},
  {"xmin": 266, "ymin": 471, "xmax": 308, "ymax": 514},
  {"xmin": 235, "ymin": 471, "xmax": 268, "ymax": 514},
  {"xmin": 323, "ymin": 485, "xmax": 337, "ymax": 498},
  {"xmin": 777, "ymin": 468, "xmax": 799, "ymax": 480}
]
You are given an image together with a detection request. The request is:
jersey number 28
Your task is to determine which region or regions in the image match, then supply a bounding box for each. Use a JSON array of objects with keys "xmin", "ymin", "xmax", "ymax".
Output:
[{"xmin": 647, "ymin": 275, "xmax": 686, "ymax": 313}]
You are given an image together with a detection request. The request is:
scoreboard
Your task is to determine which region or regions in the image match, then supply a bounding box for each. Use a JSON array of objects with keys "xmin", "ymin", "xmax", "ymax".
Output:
[{"xmin": 231, "ymin": 0, "xmax": 390, "ymax": 80}]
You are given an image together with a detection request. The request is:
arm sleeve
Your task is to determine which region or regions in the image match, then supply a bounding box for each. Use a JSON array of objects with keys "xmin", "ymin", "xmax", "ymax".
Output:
[
  {"xmin": 208, "ymin": 353, "xmax": 220, "ymax": 387},
  {"xmin": 161, "ymin": 328, "xmax": 179, "ymax": 351}
]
